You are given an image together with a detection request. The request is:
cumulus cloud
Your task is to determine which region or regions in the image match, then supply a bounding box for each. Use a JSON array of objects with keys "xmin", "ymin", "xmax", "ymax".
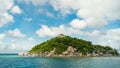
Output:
[
  {"xmin": 36, "ymin": 25, "xmax": 79, "ymax": 37},
  {"xmin": 0, "ymin": 11, "xmax": 14, "ymax": 28},
  {"xmin": 36, "ymin": 18, "xmax": 87, "ymax": 37},
  {"xmin": 18, "ymin": 0, "xmax": 120, "ymax": 28},
  {"xmin": 7, "ymin": 28, "xmax": 26, "ymax": 37},
  {"xmin": 82, "ymin": 28, "xmax": 120, "ymax": 51},
  {"xmin": 50, "ymin": 0, "xmax": 120, "ymax": 28},
  {"xmin": 18, "ymin": 0, "xmax": 49, "ymax": 5},
  {"xmin": 0, "ymin": 0, "xmax": 22, "ymax": 27},
  {"xmin": 10, "ymin": 6, "xmax": 22, "ymax": 14},
  {"xmin": 0, "ymin": 39, "xmax": 38, "ymax": 53},
  {"xmin": 70, "ymin": 19, "xmax": 87, "ymax": 29}
]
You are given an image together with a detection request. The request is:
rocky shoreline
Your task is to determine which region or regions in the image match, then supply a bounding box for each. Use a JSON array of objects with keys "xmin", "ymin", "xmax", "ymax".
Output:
[{"xmin": 18, "ymin": 46, "xmax": 117, "ymax": 57}]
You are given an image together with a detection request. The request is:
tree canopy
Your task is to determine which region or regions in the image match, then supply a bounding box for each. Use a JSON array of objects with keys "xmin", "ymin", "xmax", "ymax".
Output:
[{"xmin": 29, "ymin": 34, "xmax": 118, "ymax": 55}]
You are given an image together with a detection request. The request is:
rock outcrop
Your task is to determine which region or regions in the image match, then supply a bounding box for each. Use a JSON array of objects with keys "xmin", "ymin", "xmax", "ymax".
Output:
[
  {"xmin": 18, "ymin": 46, "xmax": 116, "ymax": 57},
  {"xmin": 62, "ymin": 46, "xmax": 77, "ymax": 56},
  {"xmin": 18, "ymin": 52, "xmax": 29, "ymax": 56},
  {"xmin": 46, "ymin": 48, "xmax": 56, "ymax": 57},
  {"xmin": 18, "ymin": 46, "xmax": 83, "ymax": 57}
]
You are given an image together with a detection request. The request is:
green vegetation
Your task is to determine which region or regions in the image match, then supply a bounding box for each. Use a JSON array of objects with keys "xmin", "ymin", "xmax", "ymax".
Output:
[{"xmin": 29, "ymin": 34, "xmax": 118, "ymax": 55}]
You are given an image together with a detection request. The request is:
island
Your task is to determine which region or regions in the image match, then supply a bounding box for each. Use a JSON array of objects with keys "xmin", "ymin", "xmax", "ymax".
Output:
[{"xmin": 18, "ymin": 34, "xmax": 119, "ymax": 57}]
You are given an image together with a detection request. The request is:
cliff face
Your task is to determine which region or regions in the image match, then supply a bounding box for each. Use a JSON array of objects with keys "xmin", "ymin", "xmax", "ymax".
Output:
[{"xmin": 25, "ymin": 34, "xmax": 118, "ymax": 57}]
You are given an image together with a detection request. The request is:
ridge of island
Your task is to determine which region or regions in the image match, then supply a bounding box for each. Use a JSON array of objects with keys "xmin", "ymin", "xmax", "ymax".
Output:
[{"xmin": 18, "ymin": 34, "xmax": 119, "ymax": 57}]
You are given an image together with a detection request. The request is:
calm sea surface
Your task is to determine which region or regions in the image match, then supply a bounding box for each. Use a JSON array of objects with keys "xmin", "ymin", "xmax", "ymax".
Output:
[{"xmin": 0, "ymin": 54, "xmax": 120, "ymax": 68}]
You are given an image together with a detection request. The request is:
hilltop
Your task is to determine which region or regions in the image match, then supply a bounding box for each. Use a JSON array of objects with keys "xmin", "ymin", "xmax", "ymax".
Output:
[{"xmin": 20, "ymin": 34, "xmax": 118, "ymax": 57}]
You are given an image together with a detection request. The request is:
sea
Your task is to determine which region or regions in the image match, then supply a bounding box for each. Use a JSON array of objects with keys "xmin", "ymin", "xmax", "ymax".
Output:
[{"xmin": 0, "ymin": 54, "xmax": 120, "ymax": 68}]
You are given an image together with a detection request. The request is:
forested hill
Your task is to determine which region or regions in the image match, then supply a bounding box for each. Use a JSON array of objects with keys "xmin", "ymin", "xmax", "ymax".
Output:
[{"xmin": 29, "ymin": 34, "xmax": 118, "ymax": 56}]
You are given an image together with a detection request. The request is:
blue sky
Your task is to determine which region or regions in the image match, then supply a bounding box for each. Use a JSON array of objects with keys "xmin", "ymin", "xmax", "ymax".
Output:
[{"xmin": 0, "ymin": 0, "xmax": 120, "ymax": 53}]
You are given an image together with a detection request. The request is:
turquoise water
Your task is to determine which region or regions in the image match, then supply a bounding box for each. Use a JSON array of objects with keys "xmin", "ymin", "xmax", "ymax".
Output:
[{"xmin": 0, "ymin": 54, "xmax": 120, "ymax": 68}]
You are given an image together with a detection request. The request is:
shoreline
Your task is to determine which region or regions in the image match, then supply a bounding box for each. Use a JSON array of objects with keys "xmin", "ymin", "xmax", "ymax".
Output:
[{"xmin": 18, "ymin": 52, "xmax": 119, "ymax": 58}]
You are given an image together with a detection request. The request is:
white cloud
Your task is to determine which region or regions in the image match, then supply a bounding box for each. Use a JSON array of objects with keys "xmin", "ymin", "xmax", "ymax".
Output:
[
  {"xmin": 17, "ymin": 0, "xmax": 120, "ymax": 28},
  {"xmin": 0, "ymin": 44, "xmax": 5, "ymax": 50},
  {"xmin": 7, "ymin": 28, "xmax": 26, "ymax": 37},
  {"xmin": 9, "ymin": 40, "xmax": 16, "ymax": 50},
  {"xmin": 50, "ymin": 0, "xmax": 120, "ymax": 28},
  {"xmin": 46, "ymin": 11, "xmax": 55, "ymax": 18},
  {"xmin": 0, "ymin": 38, "xmax": 38, "ymax": 53},
  {"xmin": 36, "ymin": 25, "xmax": 79, "ymax": 37},
  {"xmin": 19, "ymin": 0, "xmax": 120, "ymax": 52},
  {"xmin": 50, "ymin": 0, "xmax": 75, "ymax": 16},
  {"xmin": 2, "ymin": 0, "xmax": 119, "ymax": 53},
  {"xmin": 18, "ymin": 0, "xmax": 49, "ymax": 5},
  {"xmin": 0, "ymin": 0, "xmax": 22, "ymax": 27},
  {"xmin": 106, "ymin": 28, "xmax": 120, "ymax": 41},
  {"xmin": 0, "ymin": 0, "xmax": 14, "ymax": 12},
  {"xmin": 82, "ymin": 28, "xmax": 120, "ymax": 51},
  {"xmin": 36, "ymin": 25, "xmax": 56, "ymax": 37},
  {"xmin": 99, "ymin": 39, "xmax": 120, "ymax": 50},
  {"xmin": 84, "ymin": 30, "xmax": 104, "ymax": 38},
  {"xmin": 0, "ymin": 40, "xmax": 5, "ymax": 50},
  {"xmin": 28, "ymin": 37, "xmax": 34, "ymax": 41},
  {"xmin": 0, "ymin": 34, "xmax": 5, "ymax": 39},
  {"xmin": 31, "ymin": 0, "xmax": 48, "ymax": 5},
  {"xmin": 0, "ymin": 33, "xmax": 5, "ymax": 50},
  {"xmin": 70, "ymin": 19, "xmax": 87, "ymax": 29},
  {"xmin": 10, "ymin": 6, "xmax": 22, "ymax": 14},
  {"xmin": 0, "ymin": 11, "xmax": 14, "ymax": 27},
  {"xmin": 24, "ymin": 18, "xmax": 32, "ymax": 22}
]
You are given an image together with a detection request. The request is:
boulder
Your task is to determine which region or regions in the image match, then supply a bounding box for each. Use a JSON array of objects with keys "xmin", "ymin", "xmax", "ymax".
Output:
[
  {"xmin": 46, "ymin": 48, "xmax": 56, "ymax": 57},
  {"xmin": 18, "ymin": 52, "xmax": 24, "ymax": 56}
]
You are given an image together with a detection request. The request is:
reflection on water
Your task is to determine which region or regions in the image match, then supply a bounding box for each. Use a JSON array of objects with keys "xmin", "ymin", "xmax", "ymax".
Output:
[{"xmin": 0, "ymin": 55, "xmax": 120, "ymax": 68}]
